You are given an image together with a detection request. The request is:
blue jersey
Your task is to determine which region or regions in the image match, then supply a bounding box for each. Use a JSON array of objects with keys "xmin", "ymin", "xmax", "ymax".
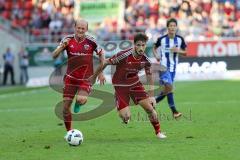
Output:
[{"xmin": 155, "ymin": 34, "xmax": 186, "ymax": 72}]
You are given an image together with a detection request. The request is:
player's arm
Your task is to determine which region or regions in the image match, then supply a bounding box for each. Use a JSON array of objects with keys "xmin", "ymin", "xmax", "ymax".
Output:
[
  {"xmin": 144, "ymin": 61, "xmax": 154, "ymax": 97},
  {"xmin": 90, "ymin": 59, "xmax": 110, "ymax": 85},
  {"xmin": 90, "ymin": 50, "xmax": 123, "ymax": 84},
  {"xmin": 152, "ymin": 45, "xmax": 160, "ymax": 62},
  {"xmin": 98, "ymin": 49, "xmax": 105, "ymax": 66},
  {"xmin": 170, "ymin": 47, "xmax": 187, "ymax": 56},
  {"xmin": 52, "ymin": 38, "xmax": 70, "ymax": 59},
  {"xmin": 145, "ymin": 71, "xmax": 154, "ymax": 97},
  {"xmin": 179, "ymin": 49, "xmax": 187, "ymax": 56},
  {"xmin": 145, "ymin": 68, "xmax": 156, "ymax": 107},
  {"xmin": 170, "ymin": 37, "xmax": 187, "ymax": 56},
  {"xmin": 94, "ymin": 46, "xmax": 106, "ymax": 85},
  {"xmin": 97, "ymin": 50, "xmax": 106, "ymax": 85},
  {"xmin": 153, "ymin": 38, "xmax": 161, "ymax": 62}
]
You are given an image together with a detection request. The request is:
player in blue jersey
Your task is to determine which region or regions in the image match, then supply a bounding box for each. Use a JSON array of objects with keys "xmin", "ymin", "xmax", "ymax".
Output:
[{"xmin": 153, "ymin": 18, "xmax": 187, "ymax": 119}]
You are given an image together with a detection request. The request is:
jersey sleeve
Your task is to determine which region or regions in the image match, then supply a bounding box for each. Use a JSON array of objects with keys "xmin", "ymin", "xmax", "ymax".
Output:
[
  {"xmin": 108, "ymin": 51, "xmax": 123, "ymax": 65},
  {"xmin": 59, "ymin": 35, "xmax": 73, "ymax": 46},
  {"xmin": 59, "ymin": 38, "xmax": 66, "ymax": 46},
  {"xmin": 108, "ymin": 48, "xmax": 132, "ymax": 65},
  {"xmin": 180, "ymin": 37, "xmax": 187, "ymax": 50},
  {"xmin": 154, "ymin": 37, "xmax": 161, "ymax": 48},
  {"xmin": 94, "ymin": 44, "xmax": 103, "ymax": 55},
  {"xmin": 144, "ymin": 58, "xmax": 152, "ymax": 75},
  {"xmin": 86, "ymin": 35, "xmax": 103, "ymax": 55},
  {"xmin": 59, "ymin": 39, "xmax": 63, "ymax": 46}
]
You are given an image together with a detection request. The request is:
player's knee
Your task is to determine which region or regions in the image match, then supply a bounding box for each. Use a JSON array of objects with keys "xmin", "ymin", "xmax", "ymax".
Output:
[
  {"xmin": 167, "ymin": 87, "xmax": 173, "ymax": 92},
  {"xmin": 145, "ymin": 107, "xmax": 154, "ymax": 114},
  {"xmin": 165, "ymin": 85, "xmax": 173, "ymax": 94},
  {"xmin": 76, "ymin": 96, "xmax": 87, "ymax": 105},
  {"xmin": 151, "ymin": 110, "xmax": 158, "ymax": 121},
  {"xmin": 63, "ymin": 99, "xmax": 72, "ymax": 111},
  {"xmin": 145, "ymin": 108, "xmax": 158, "ymax": 121},
  {"xmin": 63, "ymin": 105, "xmax": 71, "ymax": 116}
]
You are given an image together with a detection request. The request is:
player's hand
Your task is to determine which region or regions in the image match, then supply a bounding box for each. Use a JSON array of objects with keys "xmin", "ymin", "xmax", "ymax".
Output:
[
  {"xmin": 60, "ymin": 38, "xmax": 70, "ymax": 48},
  {"xmin": 170, "ymin": 46, "xmax": 180, "ymax": 53},
  {"xmin": 149, "ymin": 97, "xmax": 156, "ymax": 107},
  {"xmin": 156, "ymin": 57, "xmax": 160, "ymax": 62},
  {"xmin": 97, "ymin": 74, "xmax": 106, "ymax": 85}
]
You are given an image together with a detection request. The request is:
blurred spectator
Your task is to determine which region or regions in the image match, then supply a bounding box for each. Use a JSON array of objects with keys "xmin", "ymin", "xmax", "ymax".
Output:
[
  {"xmin": 1, "ymin": 0, "xmax": 240, "ymax": 42},
  {"xmin": 18, "ymin": 47, "xmax": 29, "ymax": 85},
  {"xmin": 2, "ymin": 47, "xmax": 15, "ymax": 85}
]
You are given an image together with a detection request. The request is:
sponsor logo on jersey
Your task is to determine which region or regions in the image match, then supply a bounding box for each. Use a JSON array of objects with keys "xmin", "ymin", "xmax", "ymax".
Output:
[
  {"xmin": 84, "ymin": 44, "xmax": 90, "ymax": 50},
  {"xmin": 69, "ymin": 52, "xmax": 88, "ymax": 56}
]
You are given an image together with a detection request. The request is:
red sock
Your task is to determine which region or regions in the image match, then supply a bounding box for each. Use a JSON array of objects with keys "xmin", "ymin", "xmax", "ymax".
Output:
[
  {"xmin": 63, "ymin": 113, "xmax": 72, "ymax": 131},
  {"xmin": 150, "ymin": 120, "xmax": 160, "ymax": 135}
]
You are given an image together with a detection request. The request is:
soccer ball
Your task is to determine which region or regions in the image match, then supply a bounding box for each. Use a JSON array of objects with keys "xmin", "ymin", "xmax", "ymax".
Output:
[{"xmin": 65, "ymin": 129, "xmax": 83, "ymax": 146}]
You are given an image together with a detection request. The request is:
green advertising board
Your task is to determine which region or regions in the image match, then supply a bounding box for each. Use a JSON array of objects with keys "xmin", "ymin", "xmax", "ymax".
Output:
[
  {"xmin": 26, "ymin": 44, "xmax": 57, "ymax": 66},
  {"xmin": 25, "ymin": 40, "xmax": 153, "ymax": 66},
  {"xmin": 75, "ymin": 0, "xmax": 123, "ymax": 23}
]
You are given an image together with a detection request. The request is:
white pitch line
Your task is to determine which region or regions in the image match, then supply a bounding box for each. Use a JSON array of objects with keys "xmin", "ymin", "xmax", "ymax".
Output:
[
  {"xmin": 0, "ymin": 106, "xmax": 99, "ymax": 113},
  {"xmin": 0, "ymin": 100, "xmax": 238, "ymax": 113},
  {"xmin": 179, "ymin": 100, "xmax": 240, "ymax": 105},
  {"xmin": 0, "ymin": 107, "xmax": 52, "ymax": 113},
  {"xmin": 0, "ymin": 88, "xmax": 49, "ymax": 99}
]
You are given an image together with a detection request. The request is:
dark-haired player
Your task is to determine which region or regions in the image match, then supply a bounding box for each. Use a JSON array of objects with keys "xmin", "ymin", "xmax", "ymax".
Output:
[
  {"xmin": 91, "ymin": 33, "xmax": 166, "ymax": 139},
  {"xmin": 153, "ymin": 18, "xmax": 187, "ymax": 118}
]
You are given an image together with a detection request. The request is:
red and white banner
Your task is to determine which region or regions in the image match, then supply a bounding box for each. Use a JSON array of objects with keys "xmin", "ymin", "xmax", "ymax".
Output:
[{"xmin": 186, "ymin": 38, "xmax": 240, "ymax": 57}]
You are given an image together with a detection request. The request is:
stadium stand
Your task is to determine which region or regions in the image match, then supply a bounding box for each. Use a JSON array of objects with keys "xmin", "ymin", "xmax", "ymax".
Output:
[{"xmin": 0, "ymin": 0, "xmax": 240, "ymax": 42}]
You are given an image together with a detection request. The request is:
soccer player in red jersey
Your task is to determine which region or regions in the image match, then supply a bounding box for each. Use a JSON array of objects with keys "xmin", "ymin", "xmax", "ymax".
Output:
[
  {"xmin": 90, "ymin": 33, "xmax": 166, "ymax": 139},
  {"xmin": 52, "ymin": 19, "xmax": 106, "ymax": 132}
]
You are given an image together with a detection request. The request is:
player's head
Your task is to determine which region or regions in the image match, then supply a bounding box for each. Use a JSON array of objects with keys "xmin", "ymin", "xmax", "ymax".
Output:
[
  {"xmin": 74, "ymin": 19, "xmax": 88, "ymax": 38},
  {"xmin": 166, "ymin": 18, "xmax": 177, "ymax": 35},
  {"xmin": 133, "ymin": 33, "xmax": 148, "ymax": 56}
]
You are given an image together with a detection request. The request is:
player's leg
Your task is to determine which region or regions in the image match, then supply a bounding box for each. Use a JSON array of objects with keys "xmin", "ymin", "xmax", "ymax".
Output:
[
  {"xmin": 163, "ymin": 83, "xmax": 182, "ymax": 118},
  {"xmin": 74, "ymin": 90, "xmax": 88, "ymax": 113},
  {"xmin": 130, "ymin": 82, "xmax": 166, "ymax": 138},
  {"xmin": 138, "ymin": 98, "xmax": 166, "ymax": 138},
  {"xmin": 155, "ymin": 71, "xmax": 170, "ymax": 103},
  {"xmin": 63, "ymin": 76, "xmax": 78, "ymax": 131},
  {"xmin": 167, "ymin": 91, "xmax": 182, "ymax": 118},
  {"xmin": 114, "ymin": 86, "xmax": 131, "ymax": 124},
  {"xmin": 73, "ymin": 80, "xmax": 92, "ymax": 113},
  {"xmin": 63, "ymin": 97, "xmax": 73, "ymax": 131},
  {"xmin": 155, "ymin": 71, "xmax": 181, "ymax": 118},
  {"xmin": 166, "ymin": 72, "xmax": 182, "ymax": 118},
  {"xmin": 164, "ymin": 83, "xmax": 179, "ymax": 114},
  {"xmin": 156, "ymin": 83, "xmax": 172, "ymax": 102}
]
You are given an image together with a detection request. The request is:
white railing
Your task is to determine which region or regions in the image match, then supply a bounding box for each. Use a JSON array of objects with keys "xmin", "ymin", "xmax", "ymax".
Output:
[{"xmin": 0, "ymin": 17, "xmax": 28, "ymax": 42}]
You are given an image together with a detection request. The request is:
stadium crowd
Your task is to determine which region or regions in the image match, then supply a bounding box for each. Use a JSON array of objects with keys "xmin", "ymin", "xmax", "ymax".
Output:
[{"xmin": 1, "ymin": 0, "xmax": 240, "ymax": 42}]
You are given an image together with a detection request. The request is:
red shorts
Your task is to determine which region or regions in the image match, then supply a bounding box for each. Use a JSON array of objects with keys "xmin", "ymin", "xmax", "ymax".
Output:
[
  {"xmin": 114, "ymin": 81, "xmax": 149, "ymax": 111},
  {"xmin": 63, "ymin": 75, "xmax": 92, "ymax": 99}
]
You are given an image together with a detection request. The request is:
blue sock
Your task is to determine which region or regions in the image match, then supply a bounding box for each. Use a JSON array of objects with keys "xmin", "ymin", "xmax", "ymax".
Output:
[
  {"xmin": 73, "ymin": 102, "xmax": 83, "ymax": 113},
  {"xmin": 167, "ymin": 92, "xmax": 177, "ymax": 113},
  {"xmin": 155, "ymin": 92, "xmax": 166, "ymax": 103}
]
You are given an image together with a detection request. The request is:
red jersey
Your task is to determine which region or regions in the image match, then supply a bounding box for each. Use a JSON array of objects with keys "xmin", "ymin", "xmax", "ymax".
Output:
[
  {"xmin": 60, "ymin": 34, "xmax": 102, "ymax": 80},
  {"xmin": 109, "ymin": 48, "xmax": 152, "ymax": 86}
]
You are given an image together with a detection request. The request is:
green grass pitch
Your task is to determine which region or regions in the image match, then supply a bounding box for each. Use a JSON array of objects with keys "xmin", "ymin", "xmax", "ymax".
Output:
[{"xmin": 0, "ymin": 80, "xmax": 240, "ymax": 160}]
